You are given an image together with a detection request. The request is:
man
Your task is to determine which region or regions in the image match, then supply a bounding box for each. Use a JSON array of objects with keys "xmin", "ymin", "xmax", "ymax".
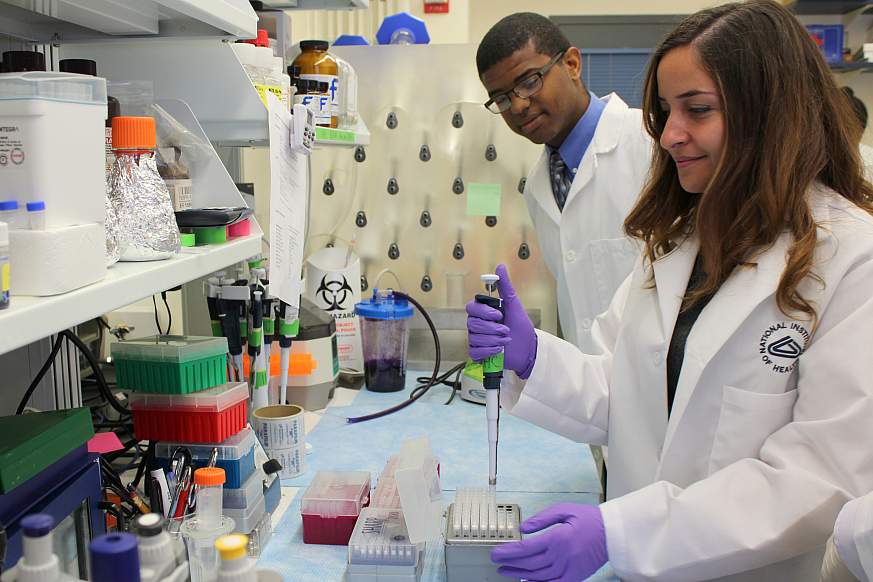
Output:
[{"xmin": 477, "ymin": 13, "xmax": 651, "ymax": 354}]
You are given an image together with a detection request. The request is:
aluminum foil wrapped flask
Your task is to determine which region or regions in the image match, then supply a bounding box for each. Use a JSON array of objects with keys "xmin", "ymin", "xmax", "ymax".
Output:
[{"xmin": 108, "ymin": 116, "xmax": 180, "ymax": 262}]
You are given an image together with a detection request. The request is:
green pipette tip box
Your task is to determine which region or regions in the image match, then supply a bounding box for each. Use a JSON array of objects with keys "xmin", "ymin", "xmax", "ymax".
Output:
[
  {"xmin": 0, "ymin": 408, "xmax": 94, "ymax": 494},
  {"xmin": 112, "ymin": 335, "xmax": 229, "ymax": 394}
]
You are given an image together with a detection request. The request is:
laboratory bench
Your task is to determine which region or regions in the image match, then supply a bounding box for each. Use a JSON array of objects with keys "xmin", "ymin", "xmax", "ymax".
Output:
[{"xmin": 260, "ymin": 368, "xmax": 619, "ymax": 582}]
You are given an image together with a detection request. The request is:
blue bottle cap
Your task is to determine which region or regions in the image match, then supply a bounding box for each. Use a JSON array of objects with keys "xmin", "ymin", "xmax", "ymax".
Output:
[
  {"xmin": 26, "ymin": 201, "xmax": 45, "ymax": 212},
  {"xmin": 376, "ymin": 12, "xmax": 430, "ymax": 45},
  {"xmin": 355, "ymin": 289, "xmax": 414, "ymax": 320},
  {"xmin": 0, "ymin": 200, "xmax": 19, "ymax": 211},
  {"xmin": 333, "ymin": 34, "xmax": 370, "ymax": 46},
  {"xmin": 21, "ymin": 514, "xmax": 54, "ymax": 537},
  {"xmin": 90, "ymin": 533, "xmax": 141, "ymax": 582}
]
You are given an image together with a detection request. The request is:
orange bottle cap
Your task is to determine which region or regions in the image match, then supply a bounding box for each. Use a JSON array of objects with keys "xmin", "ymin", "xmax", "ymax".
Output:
[
  {"xmin": 194, "ymin": 467, "xmax": 226, "ymax": 486},
  {"xmin": 112, "ymin": 116, "xmax": 156, "ymax": 150}
]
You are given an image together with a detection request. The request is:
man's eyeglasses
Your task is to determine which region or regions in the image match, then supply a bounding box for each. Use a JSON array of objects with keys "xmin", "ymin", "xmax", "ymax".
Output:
[{"xmin": 484, "ymin": 49, "xmax": 568, "ymax": 114}]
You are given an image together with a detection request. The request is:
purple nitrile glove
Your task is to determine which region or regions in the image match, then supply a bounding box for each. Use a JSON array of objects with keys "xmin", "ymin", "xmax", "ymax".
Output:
[
  {"xmin": 491, "ymin": 503, "xmax": 607, "ymax": 582},
  {"xmin": 466, "ymin": 264, "xmax": 537, "ymax": 379}
]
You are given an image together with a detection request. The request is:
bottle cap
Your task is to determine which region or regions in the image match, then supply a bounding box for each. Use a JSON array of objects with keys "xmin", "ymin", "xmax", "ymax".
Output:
[
  {"xmin": 133, "ymin": 513, "xmax": 164, "ymax": 538},
  {"xmin": 194, "ymin": 467, "xmax": 226, "ymax": 486},
  {"xmin": 26, "ymin": 201, "xmax": 45, "ymax": 212},
  {"xmin": 355, "ymin": 289, "xmax": 414, "ymax": 320},
  {"xmin": 318, "ymin": 81, "xmax": 329, "ymax": 93},
  {"xmin": 300, "ymin": 40, "xmax": 329, "ymax": 51},
  {"xmin": 333, "ymin": 34, "xmax": 370, "ymax": 47},
  {"xmin": 89, "ymin": 533, "xmax": 140, "ymax": 582},
  {"xmin": 59, "ymin": 58, "xmax": 97, "ymax": 76},
  {"xmin": 112, "ymin": 116, "xmax": 156, "ymax": 150},
  {"xmin": 215, "ymin": 534, "xmax": 249, "ymax": 561},
  {"xmin": 21, "ymin": 514, "xmax": 54, "ymax": 537},
  {"xmin": 256, "ymin": 29, "xmax": 270, "ymax": 47},
  {"xmin": 2, "ymin": 51, "xmax": 45, "ymax": 72},
  {"xmin": 0, "ymin": 201, "xmax": 19, "ymax": 211}
]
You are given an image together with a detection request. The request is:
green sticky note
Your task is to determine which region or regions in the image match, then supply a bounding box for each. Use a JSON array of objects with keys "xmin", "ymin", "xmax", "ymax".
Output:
[{"xmin": 466, "ymin": 182, "xmax": 502, "ymax": 216}]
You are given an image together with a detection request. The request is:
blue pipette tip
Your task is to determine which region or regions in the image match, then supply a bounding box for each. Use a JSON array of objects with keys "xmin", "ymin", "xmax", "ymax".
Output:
[{"xmin": 21, "ymin": 514, "xmax": 54, "ymax": 537}]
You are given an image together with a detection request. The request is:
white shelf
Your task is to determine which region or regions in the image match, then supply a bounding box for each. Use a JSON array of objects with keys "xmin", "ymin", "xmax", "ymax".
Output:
[
  {"xmin": 315, "ymin": 118, "xmax": 371, "ymax": 147},
  {"xmin": 0, "ymin": 234, "xmax": 261, "ymax": 357},
  {"xmin": 261, "ymin": 0, "xmax": 368, "ymax": 9},
  {"xmin": 0, "ymin": 0, "xmax": 257, "ymax": 42}
]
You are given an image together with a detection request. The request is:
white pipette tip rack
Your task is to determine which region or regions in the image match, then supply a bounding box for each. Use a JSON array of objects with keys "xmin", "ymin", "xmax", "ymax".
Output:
[{"xmin": 445, "ymin": 488, "xmax": 519, "ymax": 543}]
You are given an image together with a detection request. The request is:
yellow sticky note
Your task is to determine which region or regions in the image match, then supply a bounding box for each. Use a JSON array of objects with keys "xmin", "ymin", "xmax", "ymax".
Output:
[{"xmin": 466, "ymin": 183, "xmax": 502, "ymax": 216}]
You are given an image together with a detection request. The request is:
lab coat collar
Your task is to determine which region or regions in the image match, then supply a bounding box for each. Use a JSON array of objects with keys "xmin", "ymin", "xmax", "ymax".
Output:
[
  {"xmin": 526, "ymin": 93, "xmax": 633, "ymax": 224},
  {"xmin": 660, "ymin": 185, "xmax": 832, "ymax": 457}
]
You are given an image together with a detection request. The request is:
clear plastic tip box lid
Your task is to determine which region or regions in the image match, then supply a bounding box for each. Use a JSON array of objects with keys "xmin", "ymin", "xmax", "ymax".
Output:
[
  {"xmin": 154, "ymin": 426, "xmax": 256, "ymax": 462},
  {"xmin": 111, "ymin": 335, "xmax": 228, "ymax": 363},
  {"xmin": 129, "ymin": 382, "xmax": 248, "ymax": 412},
  {"xmin": 348, "ymin": 507, "xmax": 419, "ymax": 567},
  {"xmin": 302, "ymin": 471, "xmax": 371, "ymax": 518},
  {"xmin": 0, "ymin": 72, "xmax": 107, "ymax": 105}
]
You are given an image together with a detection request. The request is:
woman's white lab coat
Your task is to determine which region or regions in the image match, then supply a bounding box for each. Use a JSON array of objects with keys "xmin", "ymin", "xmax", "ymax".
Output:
[
  {"xmin": 501, "ymin": 186, "xmax": 873, "ymax": 581},
  {"xmin": 523, "ymin": 93, "xmax": 651, "ymax": 352}
]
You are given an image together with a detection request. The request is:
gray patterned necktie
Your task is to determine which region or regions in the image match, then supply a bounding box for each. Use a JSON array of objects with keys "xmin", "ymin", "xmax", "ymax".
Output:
[{"xmin": 549, "ymin": 149, "xmax": 572, "ymax": 211}]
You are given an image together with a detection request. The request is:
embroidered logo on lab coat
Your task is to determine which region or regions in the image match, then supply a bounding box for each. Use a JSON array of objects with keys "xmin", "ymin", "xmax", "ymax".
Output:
[{"xmin": 759, "ymin": 321, "xmax": 810, "ymax": 374}]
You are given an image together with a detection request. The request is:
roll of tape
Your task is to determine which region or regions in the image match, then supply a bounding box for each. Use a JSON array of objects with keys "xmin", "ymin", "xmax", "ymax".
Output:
[
  {"xmin": 252, "ymin": 404, "xmax": 305, "ymax": 449},
  {"xmin": 269, "ymin": 445, "xmax": 306, "ymax": 479}
]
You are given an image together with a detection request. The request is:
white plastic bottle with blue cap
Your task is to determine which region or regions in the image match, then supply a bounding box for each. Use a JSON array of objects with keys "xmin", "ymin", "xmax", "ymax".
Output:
[{"xmin": 5, "ymin": 514, "xmax": 78, "ymax": 582}]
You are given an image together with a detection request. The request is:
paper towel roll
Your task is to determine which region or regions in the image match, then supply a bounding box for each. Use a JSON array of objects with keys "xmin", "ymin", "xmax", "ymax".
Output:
[{"xmin": 10, "ymin": 223, "xmax": 107, "ymax": 296}]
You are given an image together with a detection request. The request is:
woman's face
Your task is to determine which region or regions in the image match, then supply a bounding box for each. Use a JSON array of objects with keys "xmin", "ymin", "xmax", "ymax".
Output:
[{"xmin": 657, "ymin": 45, "xmax": 725, "ymax": 194}]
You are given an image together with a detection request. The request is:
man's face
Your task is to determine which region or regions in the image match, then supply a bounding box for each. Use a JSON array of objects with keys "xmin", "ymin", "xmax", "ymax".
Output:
[{"xmin": 480, "ymin": 40, "xmax": 582, "ymax": 146}]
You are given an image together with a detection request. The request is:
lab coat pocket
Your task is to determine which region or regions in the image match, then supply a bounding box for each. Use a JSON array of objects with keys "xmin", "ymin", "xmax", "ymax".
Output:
[
  {"xmin": 589, "ymin": 237, "xmax": 641, "ymax": 313},
  {"xmin": 708, "ymin": 385, "xmax": 798, "ymax": 474}
]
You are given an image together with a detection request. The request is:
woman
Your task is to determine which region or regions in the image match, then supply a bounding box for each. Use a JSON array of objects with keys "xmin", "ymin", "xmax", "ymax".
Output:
[{"xmin": 466, "ymin": 2, "xmax": 873, "ymax": 580}]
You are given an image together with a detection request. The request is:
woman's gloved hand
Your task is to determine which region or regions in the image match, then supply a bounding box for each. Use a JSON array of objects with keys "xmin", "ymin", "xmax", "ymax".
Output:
[
  {"xmin": 466, "ymin": 264, "xmax": 537, "ymax": 379},
  {"xmin": 491, "ymin": 503, "xmax": 608, "ymax": 582}
]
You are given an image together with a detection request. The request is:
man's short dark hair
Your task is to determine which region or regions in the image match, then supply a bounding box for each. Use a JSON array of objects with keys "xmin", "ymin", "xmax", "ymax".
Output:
[{"xmin": 476, "ymin": 12, "xmax": 571, "ymax": 76}]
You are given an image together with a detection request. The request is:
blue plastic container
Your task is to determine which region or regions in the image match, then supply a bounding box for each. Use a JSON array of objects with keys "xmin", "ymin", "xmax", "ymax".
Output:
[
  {"xmin": 264, "ymin": 473, "xmax": 281, "ymax": 515},
  {"xmin": 154, "ymin": 428, "xmax": 256, "ymax": 489},
  {"xmin": 807, "ymin": 24, "xmax": 844, "ymax": 64}
]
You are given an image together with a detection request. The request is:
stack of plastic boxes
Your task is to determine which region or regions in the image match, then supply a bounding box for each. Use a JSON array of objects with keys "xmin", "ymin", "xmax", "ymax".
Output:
[
  {"xmin": 111, "ymin": 335, "xmax": 273, "ymax": 554},
  {"xmin": 347, "ymin": 440, "xmax": 442, "ymax": 582}
]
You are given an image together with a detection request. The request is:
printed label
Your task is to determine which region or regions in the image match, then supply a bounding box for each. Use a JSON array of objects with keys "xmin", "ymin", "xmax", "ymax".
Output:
[
  {"xmin": 105, "ymin": 127, "xmax": 113, "ymax": 175},
  {"xmin": 300, "ymin": 74, "xmax": 338, "ymax": 117},
  {"xmin": 255, "ymin": 83, "xmax": 282, "ymax": 107},
  {"xmin": 295, "ymin": 94, "xmax": 331, "ymax": 127},
  {"xmin": 0, "ymin": 125, "xmax": 25, "ymax": 168},
  {"xmin": 166, "ymin": 179, "xmax": 193, "ymax": 211}
]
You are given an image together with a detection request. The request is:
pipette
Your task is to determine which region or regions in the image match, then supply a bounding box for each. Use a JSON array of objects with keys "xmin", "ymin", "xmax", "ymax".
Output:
[
  {"xmin": 249, "ymin": 290, "xmax": 269, "ymax": 412},
  {"xmin": 475, "ymin": 273, "xmax": 503, "ymax": 490},
  {"xmin": 275, "ymin": 301, "xmax": 300, "ymax": 405}
]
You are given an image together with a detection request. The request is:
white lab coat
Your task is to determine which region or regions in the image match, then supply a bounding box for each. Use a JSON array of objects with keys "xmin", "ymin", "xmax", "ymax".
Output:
[
  {"xmin": 501, "ymin": 185, "xmax": 873, "ymax": 581},
  {"xmin": 860, "ymin": 143, "xmax": 873, "ymax": 182},
  {"xmin": 523, "ymin": 93, "xmax": 651, "ymax": 352},
  {"xmin": 829, "ymin": 493, "xmax": 873, "ymax": 581}
]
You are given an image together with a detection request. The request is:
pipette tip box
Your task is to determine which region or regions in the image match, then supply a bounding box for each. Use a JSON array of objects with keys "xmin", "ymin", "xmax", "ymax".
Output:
[
  {"xmin": 302, "ymin": 471, "xmax": 371, "ymax": 545},
  {"xmin": 130, "ymin": 382, "xmax": 248, "ymax": 443},
  {"xmin": 155, "ymin": 427, "xmax": 256, "ymax": 489},
  {"xmin": 111, "ymin": 335, "xmax": 228, "ymax": 394},
  {"xmin": 347, "ymin": 507, "xmax": 423, "ymax": 582},
  {"xmin": 444, "ymin": 489, "xmax": 522, "ymax": 582},
  {"xmin": 226, "ymin": 491, "xmax": 265, "ymax": 535}
]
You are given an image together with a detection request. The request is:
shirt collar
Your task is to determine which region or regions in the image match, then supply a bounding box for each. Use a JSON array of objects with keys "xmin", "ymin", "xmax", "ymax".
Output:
[{"xmin": 549, "ymin": 92, "xmax": 606, "ymax": 174}]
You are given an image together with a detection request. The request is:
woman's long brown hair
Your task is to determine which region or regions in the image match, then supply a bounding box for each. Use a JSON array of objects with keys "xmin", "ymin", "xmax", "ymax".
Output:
[{"xmin": 625, "ymin": 0, "xmax": 873, "ymax": 324}]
